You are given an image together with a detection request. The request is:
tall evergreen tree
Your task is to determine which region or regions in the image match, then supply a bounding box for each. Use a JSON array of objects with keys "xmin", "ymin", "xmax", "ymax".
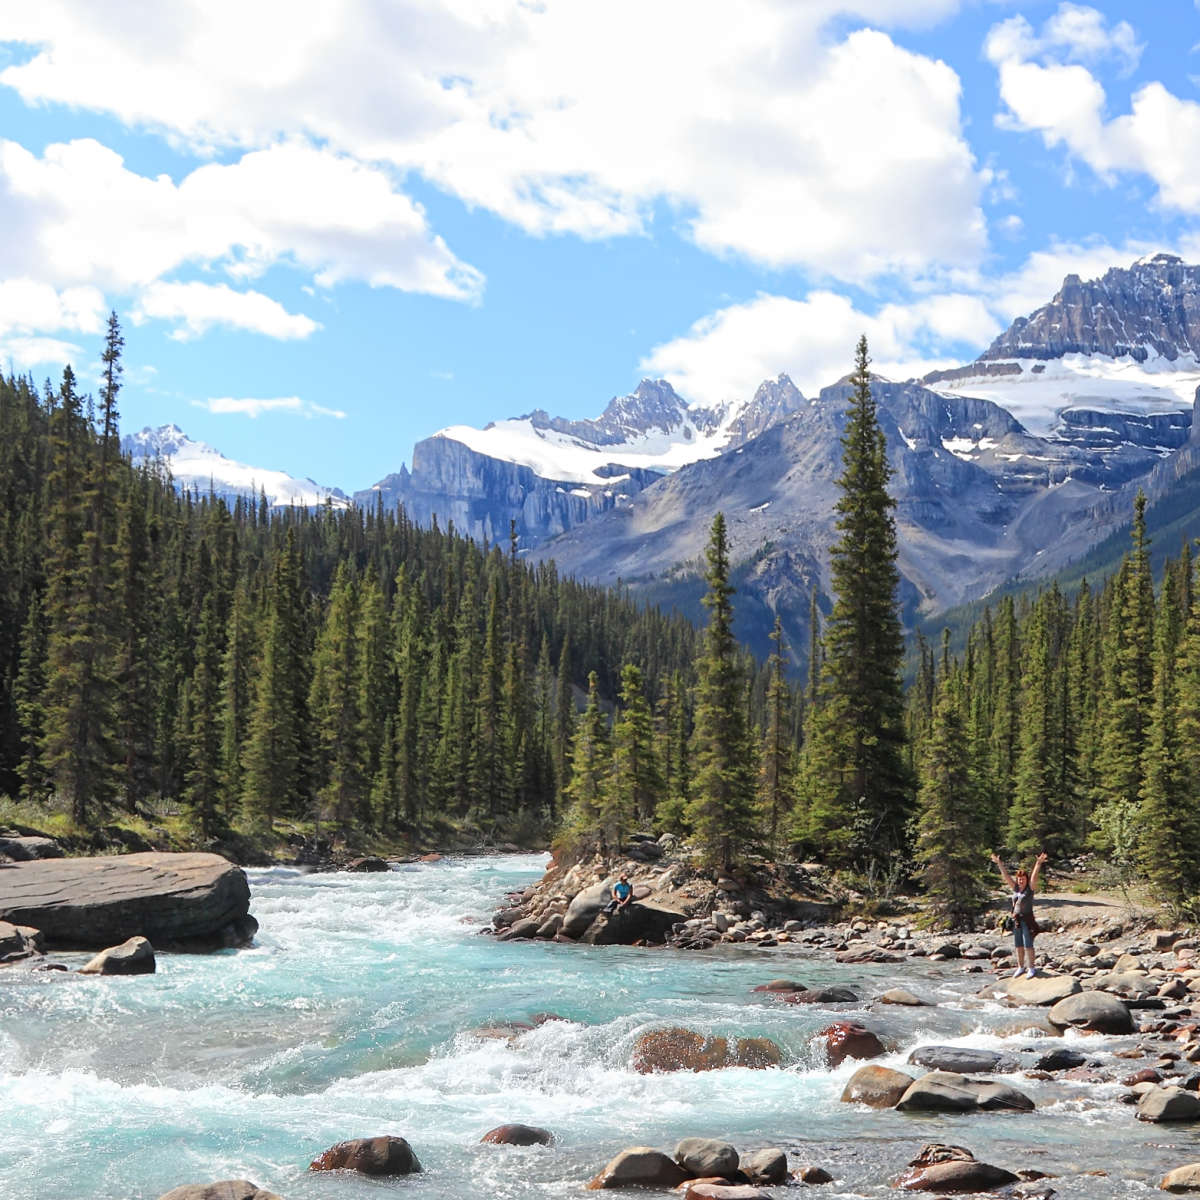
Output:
[
  {"xmin": 800, "ymin": 337, "xmax": 911, "ymax": 866},
  {"xmin": 562, "ymin": 671, "xmax": 610, "ymax": 849},
  {"xmin": 607, "ymin": 663, "xmax": 663, "ymax": 842},
  {"xmin": 759, "ymin": 616, "xmax": 794, "ymax": 855},
  {"xmin": 685, "ymin": 513, "xmax": 758, "ymax": 871}
]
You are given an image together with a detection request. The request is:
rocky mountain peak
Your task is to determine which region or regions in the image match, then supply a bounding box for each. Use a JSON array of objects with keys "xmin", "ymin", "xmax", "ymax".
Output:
[
  {"xmin": 520, "ymin": 378, "xmax": 692, "ymax": 447},
  {"xmin": 982, "ymin": 256, "xmax": 1200, "ymax": 364}
]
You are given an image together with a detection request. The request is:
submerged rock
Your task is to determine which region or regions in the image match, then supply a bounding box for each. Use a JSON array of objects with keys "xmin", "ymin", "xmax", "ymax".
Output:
[
  {"xmin": 878, "ymin": 987, "xmax": 930, "ymax": 1006},
  {"xmin": 841, "ymin": 1065, "xmax": 916, "ymax": 1108},
  {"xmin": 820, "ymin": 1021, "xmax": 884, "ymax": 1067},
  {"xmin": 481, "ymin": 1124, "xmax": 554, "ymax": 1146},
  {"xmin": 779, "ymin": 986, "xmax": 858, "ymax": 1005},
  {"xmin": 907, "ymin": 1046, "xmax": 1017, "ymax": 1075},
  {"xmin": 309, "ymin": 1136, "xmax": 422, "ymax": 1175},
  {"xmin": 79, "ymin": 935, "xmax": 155, "ymax": 975},
  {"xmin": 631, "ymin": 1028, "xmax": 782, "ymax": 1073},
  {"xmin": 587, "ymin": 1147, "xmax": 688, "ymax": 1190},
  {"xmin": 0, "ymin": 852, "xmax": 252, "ymax": 949},
  {"xmin": 157, "ymin": 1183, "xmax": 281, "ymax": 1200}
]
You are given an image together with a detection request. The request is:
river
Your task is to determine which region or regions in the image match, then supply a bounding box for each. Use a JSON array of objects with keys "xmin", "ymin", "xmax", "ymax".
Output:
[{"xmin": 1, "ymin": 853, "xmax": 1196, "ymax": 1198}]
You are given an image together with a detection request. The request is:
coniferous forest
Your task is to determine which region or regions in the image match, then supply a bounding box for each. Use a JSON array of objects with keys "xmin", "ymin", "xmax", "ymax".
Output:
[{"xmin": 3, "ymin": 324, "xmax": 1200, "ymax": 923}]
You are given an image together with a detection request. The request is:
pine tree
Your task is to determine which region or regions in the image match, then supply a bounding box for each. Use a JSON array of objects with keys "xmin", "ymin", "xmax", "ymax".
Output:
[
  {"xmin": 685, "ymin": 513, "xmax": 758, "ymax": 871},
  {"xmin": 758, "ymin": 617, "xmax": 794, "ymax": 855},
  {"xmin": 800, "ymin": 337, "xmax": 911, "ymax": 867},
  {"xmin": 914, "ymin": 670, "xmax": 988, "ymax": 928},
  {"xmin": 183, "ymin": 594, "xmax": 224, "ymax": 836},
  {"xmin": 607, "ymin": 663, "xmax": 663, "ymax": 844},
  {"xmin": 562, "ymin": 671, "xmax": 610, "ymax": 849}
]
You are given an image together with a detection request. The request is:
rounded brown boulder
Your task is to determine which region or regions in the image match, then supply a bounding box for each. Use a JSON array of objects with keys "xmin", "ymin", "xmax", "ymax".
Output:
[
  {"xmin": 631, "ymin": 1028, "xmax": 782, "ymax": 1073},
  {"xmin": 309, "ymin": 1135, "xmax": 422, "ymax": 1175},
  {"xmin": 587, "ymin": 1147, "xmax": 688, "ymax": 1190},
  {"xmin": 157, "ymin": 1184, "xmax": 281, "ymax": 1200},
  {"xmin": 481, "ymin": 1124, "xmax": 554, "ymax": 1146},
  {"xmin": 820, "ymin": 1021, "xmax": 884, "ymax": 1068},
  {"xmin": 840, "ymin": 1064, "xmax": 916, "ymax": 1108}
]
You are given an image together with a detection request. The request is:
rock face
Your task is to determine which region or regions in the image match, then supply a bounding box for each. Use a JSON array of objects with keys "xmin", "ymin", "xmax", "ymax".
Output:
[
  {"xmin": 587, "ymin": 1147, "xmax": 689, "ymax": 1190},
  {"xmin": 579, "ymin": 901, "xmax": 687, "ymax": 946},
  {"xmin": 1048, "ymin": 990, "xmax": 1134, "ymax": 1034},
  {"xmin": 79, "ymin": 935, "xmax": 156, "ymax": 975},
  {"xmin": 309, "ymin": 1136, "xmax": 422, "ymax": 1175},
  {"xmin": 631, "ymin": 1029, "xmax": 782, "ymax": 1073},
  {"xmin": 840, "ymin": 1065, "xmax": 915, "ymax": 1109},
  {"xmin": 157, "ymin": 1183, "xmax": 281, "ymax": 1200},
  {"xmin": 982, "ymin": 255, "xmax": 1200, "ymax": 363},
  {"xmin": 0, "ymin": 852, "xmax": 254, "ymax": 949}
]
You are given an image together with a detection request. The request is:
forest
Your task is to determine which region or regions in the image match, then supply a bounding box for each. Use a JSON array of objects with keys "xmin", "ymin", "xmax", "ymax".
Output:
[{"xmin": 3, "ymin": 323, "xmax": 1199, "ymax": 923}]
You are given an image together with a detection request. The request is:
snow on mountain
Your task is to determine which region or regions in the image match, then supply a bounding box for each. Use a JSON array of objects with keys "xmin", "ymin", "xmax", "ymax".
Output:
[
  {"xmin": 925, "ymin": 351, "xmax": 1200, "ymax": 439},
  {"xmin": 432, "ymin": 376, "xmax": 804, "ymax": 486},
  {"xmin": 122, "ymin": 424, "xmax": 350, "ymax": 509}
]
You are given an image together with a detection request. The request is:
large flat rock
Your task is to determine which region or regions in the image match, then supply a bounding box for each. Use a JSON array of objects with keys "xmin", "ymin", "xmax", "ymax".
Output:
[{"xmin": 0, "ymin": 852, "xmax": 252, "ymax": 948}]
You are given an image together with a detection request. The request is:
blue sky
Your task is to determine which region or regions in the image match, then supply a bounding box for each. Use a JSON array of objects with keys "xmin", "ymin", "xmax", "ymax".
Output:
[{"xmin": 1, "ymin": 1, "xmax": 1199, "ymax": 492}]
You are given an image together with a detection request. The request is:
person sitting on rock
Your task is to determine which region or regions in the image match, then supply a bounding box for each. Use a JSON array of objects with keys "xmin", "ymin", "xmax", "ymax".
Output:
[
  {"xmin": 602, "ymin": 873, "xmax": 633, "ymax": 916},
  {"xmin": 989, "ymin": 850, "xmax": 1048, "ymax": 979}
]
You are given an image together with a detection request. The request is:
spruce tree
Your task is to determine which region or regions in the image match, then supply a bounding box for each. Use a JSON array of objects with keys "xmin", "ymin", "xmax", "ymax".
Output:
[
  {"xmin": 759, "ymin": 616, "xmax": 794, "ymax": 856},
  {"xmin": 607, "ymin": 662, "xmax": 663, "ymax": 843},
  {"xmin": 562, "ymin": 671, "xmax": 610, "ymax": 850},
  {"xmin": 685, "ymin": 513, "xmax": 758, "ymax": 871},
  {"xmin": 800, "ymin": 337, "xmax": 911, "ymax": 867}
]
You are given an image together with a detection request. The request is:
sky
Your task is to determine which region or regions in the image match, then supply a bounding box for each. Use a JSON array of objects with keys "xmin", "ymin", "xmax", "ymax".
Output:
[{"xmin": 2, "ymin": 1, "xmax": 1200, "ymax": 493}]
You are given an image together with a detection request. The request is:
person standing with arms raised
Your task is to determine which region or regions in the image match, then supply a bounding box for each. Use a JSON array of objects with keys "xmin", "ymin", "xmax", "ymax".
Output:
[{"xmin": 990, "ymin": 850, "xmax": 1049, "ymax": 977}]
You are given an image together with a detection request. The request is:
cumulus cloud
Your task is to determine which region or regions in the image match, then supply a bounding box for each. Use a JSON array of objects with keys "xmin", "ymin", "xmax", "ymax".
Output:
[
  {"xmin": 0, "ymin": 335, "xmax": 82, "ymax": 370},
  {"xmin": 133, "ymin": 282, "xmax": 320, "ymax": 341},
  {"xmin": 986, "ymin": 8, "xmax": 1200, "ymax": 212},
  {"xmin": 194, "ymin": 396, "xmax": 347, "ymax": 419},
  {"xmin": 0, "ymin": 1, "xmax": 986, "ymax": 280},
  {"xmin": 0, "ymin": 278, "xmax": 107, "ymax": 337}
]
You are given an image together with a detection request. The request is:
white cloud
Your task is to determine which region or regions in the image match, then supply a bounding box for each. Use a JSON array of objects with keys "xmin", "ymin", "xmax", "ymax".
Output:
[
  {"xmin": 642, "ymin": 290, "xmax": 1001, "ymax": 408},
  {"xmin": 0, "ymin": 335, "xmax": 82, "ymax": 369},
  {"xmin": 0, "ymin": 1, "xmax": 985, "ymax": 280},
  {"xmin": 0, "ymin": 138, "xmax": 482, "ymax": 301},
  {"xmin": 0, "ymin": 278, "xmax": 106, "ymax": 337},
  {"xmin": 195, "ymin": 395, "xmax": 347, "ymax": 419},
  {"xmin": 987, "ymin": 9, "xmax": 1200, "ymax": 212},
  {"xmin": 133, "ymin": 282, "xmax": 320, "ymax": 341}
]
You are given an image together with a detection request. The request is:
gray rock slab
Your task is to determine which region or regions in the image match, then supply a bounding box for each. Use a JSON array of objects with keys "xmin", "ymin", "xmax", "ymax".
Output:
[{"xmin": 0, "ymin": 852, "xmax": 251, "ymax": 948}]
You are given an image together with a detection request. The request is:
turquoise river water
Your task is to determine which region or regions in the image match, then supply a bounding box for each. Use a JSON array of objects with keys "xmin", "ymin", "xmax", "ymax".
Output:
[{"xmin": 2, "ymin": 853, "xmax": 1198, "ymax": 1198}]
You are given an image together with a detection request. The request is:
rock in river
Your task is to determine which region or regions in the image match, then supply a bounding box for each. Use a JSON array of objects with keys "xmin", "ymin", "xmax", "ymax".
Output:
[
  {"xmin": 587, "ymin": 1147, "xmax": 688, "ymax": 1190},
  {"xmin": 310, "ymin": 1136, "xmax": 422, "ymax": 1175},
  {"xmin": 1162, "ymin": 1162, "xmax": 1200, "ymax": 1191},
  {"xmin": 1048, "ymin": 990, "xmax": 1134, "ymax": 1034},
  {"xmin": 481, "ymin": 1124, "xmax": 554, "ymax": 1146},
  {"xmin": 1005, "ymin": 974, "xmax": 1080, "ymax": 1006},
  {"xmin": 0, "ymin": 852, "xmax": 253, "ymax": 949},
  {"xmin": 821, "ymin": 1021, "xmax": 884, "ymax": 1067},
  {"xmin": 79, "ymin": 935, "xmax": 155, "ymax": 975},
  {"xmin": 631, "ymin": 1028, "xmax": 782, "ymax": 1073},
  {"xmin": 895, "ymin": 1143, "xmax": 1019, "ymax": 1192},
  {"xmin": 157, "ymin": 1185, "xmax": 281, "ymax": 1200},
  {"xmin": 907, "ymin": 1046, "xmax": 1018, "ymax": 1075},
  {"xmin": 841, "ymin": 1065, "xmax": 916, "ymax": 1108},
  {"xmin": 896, "ymin": 1071, "xmax": 1035, "ymax": 1113},
  {"xmin": 675, "ymin": 1138, "xmax": 738, "ymax": 1178},
  {"xmin": 1138, "ymin": 1087, "xmax": 1200, "ymax": 1123}
]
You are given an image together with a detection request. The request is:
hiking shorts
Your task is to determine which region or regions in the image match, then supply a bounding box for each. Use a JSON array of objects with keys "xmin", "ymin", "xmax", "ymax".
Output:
[{"xmin": 1013, "ymin": 919, "xmax": 1034, "ymax": 950}]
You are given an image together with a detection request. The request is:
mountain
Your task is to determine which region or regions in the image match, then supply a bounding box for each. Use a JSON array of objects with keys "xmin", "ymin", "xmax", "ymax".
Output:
[
  {"xmin": 353, "ymin": 375, "xmax": 807, "ymax": 544},
  {"xmin": 122, "ymin": 425, "xmax": 350, "ymax": 509}
]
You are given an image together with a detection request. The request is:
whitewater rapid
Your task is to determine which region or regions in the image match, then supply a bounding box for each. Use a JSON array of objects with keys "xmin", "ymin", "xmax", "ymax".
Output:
[{"xmin": 0, "ymin": 854, "xmax": 1184, "ymax": 1198}]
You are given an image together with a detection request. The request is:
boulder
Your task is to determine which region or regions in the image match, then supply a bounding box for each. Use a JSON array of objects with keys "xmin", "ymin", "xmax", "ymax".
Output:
[
  {"xmin": 344, "ymin": 856, "xmax": 388, "ymax": 872},
  {"xmin": 157, "ymin": 1184, "xmax": 281, "ymax": 1200},
  {"xmin": 896, "ymin": 1071, "xmax": 1034, "ymax": 1113},
  {"xmin": 536, "ymin": 914, "xmax": 563, "ymax": 938},
  {"xmin": 1138, "ymin": 1087, "xmax": 1200, "ymax": 1123},
  {"xmin": 907, "ymin": 1046, "xmax": 1017, "ymax": 1075},
  {"xmin": 562, "ymin": 881, "xmax": 616, "ymax": 938},
  {"xmin": 1163, "ymin": 1163, "xmax": 1200, "ymax": 1191},
  {"xmin": 895, "ymin": 1143, "xmax": 1019, "ymax": 1193},
  {"xmin": 0, "ymin": 920, "xmax": 44, "ymax": 962},
  {"xmin": 752, "ymin": 979, "xmax": 805, "ymax": 992},
  {"xmin": 793, "ymin": 1165, "xmax": 834, "ymax": 1184},
  {"xmin": 1048, "ymin": 990, "xmax": 1135, "ymax": 1034},
  {"xmin": 675, "ymin": 1138, "xmax": 739, "ymax": 1178},
  {"xmin": 588, "ymin": 1148, "xmax": 689, "ymax": 1190},
  {"xmin": 840, "ymin": 1065, "xmax": 915, "ymax": 1108},
  {"xmin": 309, "ymin": 1136, "xmax": 422, "ymax": 1174},
  {"xmin": 581, "ymin": 901, "xmax": 687, "ymax": 946},
  {"xmin": 79, "ymin": 935, "xmax": 155, "ymax": 975},
  {"xmin": 683, "ymin": 1187, "xmax": 771, "ymax": 1200},
  {"xmin": 0, "ymin": 852, "xmax": 252, "ymax": 949},
  {"xmin": 879, "ymin": 988, "xmax": 930, "ymax": 1006},
  {"xmin": 820, "ymin": 1021, "xmax": 884, "ymax": 1067},
  {"xmin": 481, "ymin": 1124, "xmax": 554, "ymax": 1146},
  {"xmin": 1035, "ymin": 1048, "xmax": 1086, "ymax": 1071},
  {"xmin": 502, "ymin": 917, "xmax": 543, "ymax": 939},
  {"xmin": 0, "ymin": 835, "xmax": 62, "ymax": 861},
  {"xmin": 631, "ymin": 1029, "xmax": 781, "ymax": 1073},
  {"xmin": 778, "ymin": 986, "xmax": 858, "ymax": 1005},
  {"xmin": 1005, "ymin": 974, "xmax": 1080, "ymax": 1005},
  {"xmin": 739, "ymin": 1148, "xmax": 787, "ymax": 1185}
]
